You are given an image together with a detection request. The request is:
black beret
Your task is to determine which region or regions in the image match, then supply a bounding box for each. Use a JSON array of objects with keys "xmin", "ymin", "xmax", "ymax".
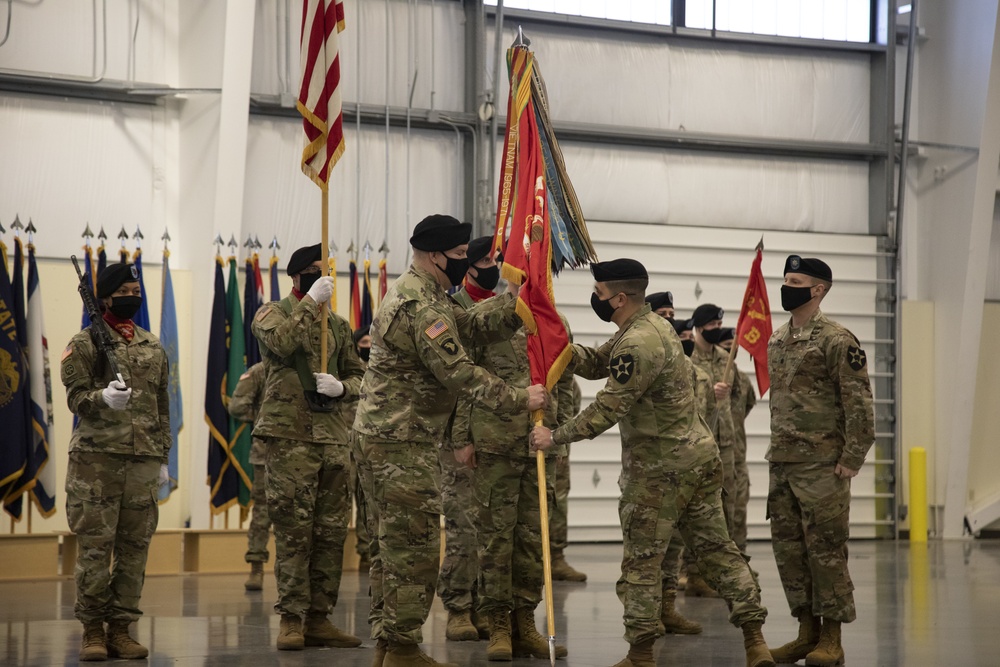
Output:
[
  {"xmin": 719, "ymin": 327, "xmax": 735, "ymax": 342},
  {"xmin": 97, "ymin": 262, "xmax": 140, "ymax": 298},
  {"xmin": 645, "ymin": 291, "xmax": 673, "ymax": 311},
  {"xmin": 673, "ymin": 318, "xmax": 693, "ymax": 336},
  {"xmin": 783, "ymin": 255, "xmax": 833, "ymax": 282},
  {"xmin": 691, "ymin": 303, "xmax": 724, "ymax": 328},
  {"xmin": 467, "ymin": 236, "xmax": 494, "ymax": 266},
  {"xmin": 591, "ymin": 258, "xmax": 648, "ymax": 283},
  {"xmin": 352, "ymin": 325, "xmax": 371, "ymax": 346},
  {"xmin": 286, "ymin": 244, "xmax": 322, "ymax": 276},
  {"xmin": 409, "ymin": 214, "xmax": 472, "ymax": 252}
]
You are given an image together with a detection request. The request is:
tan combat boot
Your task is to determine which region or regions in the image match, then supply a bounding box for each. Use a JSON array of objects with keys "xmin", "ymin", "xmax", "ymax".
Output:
[
  {"xmin": 106, "ymin": 621, "xmax": 149, "ymax": 659},
  {"xmin": 804, "ymin": 619, "xmax": 844, "ymax": 667},
  {"xmin": 371, "ymin": 638, "xmax": 388, "ymax": 667},
  {"xmin": 244, "ymin": 562, "xmax": 264, "ymax": 591},
  {"xmin": 472, "ymin": 608, "xmax": 490, "ymax": 640},
  {"xmin": 609, "ymin": 638, "xmax": 655, "ymax": 667},
  {"xmin": 684, "ymin": 573, "xmax": 721, "ymax": 598},
  {"xmin": 550, "ymin": 553, "xmax": 588, "ymax": 582},
  {"xmin": 770, "ymin": 614, "xmax": 821, "ymax": 663},
  {"xmin": 742, "ymin": 621, "xmax": 776, "ymax": 667},
  {"xmin": 304, "ymin": 613, "xmax": 362, "ymax": 647},
  {"xmin": 487, "ymin": 608, "xmax": 512, "ymax": 661},
  {"xmin": 383, "ymin": 643, "xmax": 459, "ymax": 666},
  {"xmin": 660, "ymin": 592, "xmax": 702, "ymax": 634},
  {"xmin": 79, "ymin": 621, "xmax": 107, "ymax": 661},
  {"xmin": 277, "ymin": 614, "xmax": 305, "ymax": 650},
  {"xmin": 445, "ymin": 609, "xmax": 479, "ymax": 641},
  {"xmin": 511, "ymin": 607, "xmax": 568, "ymax": 659}
]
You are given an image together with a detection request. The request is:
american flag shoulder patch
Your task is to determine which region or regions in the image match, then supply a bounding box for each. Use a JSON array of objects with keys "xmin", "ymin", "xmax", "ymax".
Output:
[{"xmin": 424, "ymin": 319, "xmax": 449, "ymax": 340}]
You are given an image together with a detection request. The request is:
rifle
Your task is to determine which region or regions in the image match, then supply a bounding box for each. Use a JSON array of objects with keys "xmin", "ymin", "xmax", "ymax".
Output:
[{"xmin": 71, "ymin": 255, "xmax": 126, "ymax": 387}]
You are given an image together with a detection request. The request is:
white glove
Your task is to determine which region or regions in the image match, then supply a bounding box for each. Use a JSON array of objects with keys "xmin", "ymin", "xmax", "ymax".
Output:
[
  {"xmin": 306, "ymin": 276, "xmax": 335, "ymax": 304},
  {"xmin": 158, "ymin": 464, "xmax": 170, "ymax": 487},
  {"xmin": 101, "ymin": 380, "xmax": 132, "ymax": 410},
  {"xmin": 314, "ymin": 372, "xmax": 345, "ymax": 398}
]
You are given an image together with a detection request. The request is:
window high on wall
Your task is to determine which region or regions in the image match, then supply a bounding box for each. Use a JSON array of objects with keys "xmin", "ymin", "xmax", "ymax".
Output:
[{"xmin": 485, "ymin": 0, "xmax": 873, "ymax": 43}]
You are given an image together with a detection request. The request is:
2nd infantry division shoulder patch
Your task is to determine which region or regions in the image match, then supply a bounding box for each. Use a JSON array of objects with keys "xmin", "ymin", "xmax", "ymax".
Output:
[
  {"xmin": 847, "ymin": 345, "xmax": 867, "ymax": 371},
  {"xmin": 610, "ymin": 353, "xmax": 635, "ymax": 384}
]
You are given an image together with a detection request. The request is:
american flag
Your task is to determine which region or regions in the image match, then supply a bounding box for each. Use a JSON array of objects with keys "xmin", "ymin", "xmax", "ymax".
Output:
[
  {"xmin": 424, "ymin": 319, "xmax": 449, "ymax": 340},
  {"xmin": 297, "ymin": 0, "xmax": 346, "ymax": 189}
]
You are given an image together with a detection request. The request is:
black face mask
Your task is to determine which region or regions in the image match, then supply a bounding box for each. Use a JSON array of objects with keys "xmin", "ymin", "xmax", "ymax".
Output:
[
  {"xmin": 357, "ymin": 346, "xmax": 371, "ymax": 363},
  {"xmin": 299, "ymin": 271, "xmax": 321, "ymax": 294},
  {"xmin": 109, "ymin": 296, "xmax": 142, "ymax": 320},
  {"xmin": 435, "ymin": 254, "xmax": 470, "ymax": 288},
  {"xmin": 681, "ymin": 339, "xmax": 695, "ymax": 357},
  {"xmin": 591, "ymin": 292, "xmax": 618, "ymax": 323},
  {"xmin": 471, "ymin": 265, "xmax": 500, "ymax": 291},
  {"xmin": 701, "ymin": 327, "xmax": 725, "ymax": 345},
  {"xmin": 781, "ymin": 285, "xmax": 815, "ymax": 312}
]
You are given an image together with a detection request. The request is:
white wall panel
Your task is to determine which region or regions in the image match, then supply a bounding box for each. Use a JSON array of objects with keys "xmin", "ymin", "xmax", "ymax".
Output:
[
  {"xmin": 561, "ymin": 222, "xmax": 884, "ymax": 542},
  {"xmin": 488, "ymin": 23, "xmax": 870, "ymax": 141},
  {"xmin": 251, "ymin": 0, "xmax": 467, "ymax": 112}
]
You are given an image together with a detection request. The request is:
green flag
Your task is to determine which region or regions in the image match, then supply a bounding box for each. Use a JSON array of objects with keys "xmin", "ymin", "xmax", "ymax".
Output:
[{"xmin": 225, "ymin": 257, "xmax": 253, "ymax": 508}]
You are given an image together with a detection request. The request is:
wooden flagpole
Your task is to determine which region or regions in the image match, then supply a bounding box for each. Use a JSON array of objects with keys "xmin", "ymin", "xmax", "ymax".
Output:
[
  {"xmin": 533, "ymin": 411, "xmax": 557, "ymax": 666},
  {"xmin": 321, "ymin": 188, "xmax": 330, "ymax": 365}
]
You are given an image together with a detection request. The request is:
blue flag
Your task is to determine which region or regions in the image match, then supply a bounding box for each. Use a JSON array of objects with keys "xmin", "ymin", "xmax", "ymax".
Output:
[
  {"xmin": 0, "ymin": 239, "xmax": 33, "ymax": 520},
  {"xmin": 26, "ymin": 243, "xmax": 55, "ymax": 516},
  {"xmin": 361, "ymin": 258, "xmax": 374, "ymax": 329},
  {"xmin": 243, "ymin": 256, "xmax": 263, "ymax": 368},
  {"xmin": 131, "ymin": 249, "xmax": 151, "ymax": 332},
  {"xmin": 269, "ymin": 254, "xmax": 280, "ymax": 302},
  {"xmin": 80, "ymin": 246, "xmax": 95, "ymax": 329},
  {"xmin": 159, "ymin": 250, "xmax": 182, "ymax": 503},
  {"xmin": 206, "ymin": 257, "xmax": 237, "ymax": 513},
  {"xmin": 97, "ymin": 244, "xmax": 107, "ymax": 277}
]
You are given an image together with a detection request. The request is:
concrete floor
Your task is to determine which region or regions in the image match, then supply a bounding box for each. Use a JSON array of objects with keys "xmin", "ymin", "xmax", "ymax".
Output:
[{"xmin": 2, "ymin": 540, "xmax": 1000, "ymax": 666}]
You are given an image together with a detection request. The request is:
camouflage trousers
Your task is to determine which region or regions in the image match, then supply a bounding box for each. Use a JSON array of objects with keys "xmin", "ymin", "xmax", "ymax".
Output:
[
  {"xmin": 733, "ymin": 435, "xmax": 750, "ymax": 551},
  {"xmin": 475, "ymin": 451, "xmax": 555, "ymax": 613},
  {"xmin": 65, "ymin": 451, "xmax": 159, "ymax": 624},
  {"xmin": 618, "ymin": 458, "xmax": 766, "ymax": 645},
  {"xmin": 768, "ymin": 461, "xmax": 856, "ymax": 623},
  {"xmin": 550, "ymin": 446, "xmax": 571, "ymax": 555},
  {"xmin": 719, "ymin": 443, "xmax": 737, "ymax": 539},
  {"xmin": 436, "ymin": 447, "xmax": 479, "ymax": 613},
  {"xmin": 660, "ymin": 533, "xmax": 685, "ymax": 594},
  {"xmin": 349, "ymin": 449, "xmax": 371, "ymax": 560},
  {"xmin": 360, "ymin": 435, "xmax": 442, "ymax": 646},
  {"xmin": 352, "ymin": 433, "xmax": 383, "ymax": 639},
  {"xmin": 245, "ymin": 463, "xmax": 272, "ymax": 563},
  {"xmin": 263, "ymin": 437, "xmax": 350, "ymax": 620}
]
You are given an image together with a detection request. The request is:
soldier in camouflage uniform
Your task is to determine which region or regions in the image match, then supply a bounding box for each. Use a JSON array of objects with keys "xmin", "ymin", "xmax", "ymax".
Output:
[
  {"xmin": 227, "ymin": 362, "xmax": 271, "ymax": 591},
  {"xmin": 353, "ymin": 215, "xmax": 548, "ymax": 667},
  {"xmin": 531, "ymin": 259, "xmax": 775, "ymax": 667},
  {"xmin": 549, "ymin": 373, "xmax": 587, "ymax": 582},
  {"xmin": 689, "ymin": 303, "xmax": 738, "ymax": 597},
  {"xmin": 250, "ymin": 244, "xmax": 365, "ymax": 652},
  {"xmin": 350, "ymin": 326, "xmax": 372, "ymax": 569},
  {"xmin": 436, "ymin": 236, "xmax": 496, "ymax": 643},
  {"xmin": 720, "ymin": 328, "xmax": 757, "ymax": 552},
  {"xmin": 62, "ymin": 262, "xmax": 170, "ymax": 662},
  {"xmin": 766, "ymin": 256, "xmax": 874, "ymax": 667}
]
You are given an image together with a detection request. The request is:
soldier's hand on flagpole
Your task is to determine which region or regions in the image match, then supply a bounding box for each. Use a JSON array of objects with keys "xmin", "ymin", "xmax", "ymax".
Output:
[
  {"xmin": 159, "ymin": 464, "xmax": 170, "ymax": 487},
  {"xmin": 455, "ymin": 444, "xmax": 477, "ymax": 469},
  {"xmin": 307, "ymin": 276, "xmax": 335, "ymax": 305},
  {"xmin": 102, "ymin": 380, "xmax": 132, "ymax": 410},
  {"xmin": 506, "ymin": 280, "xmax": 521, "ymax": 297},
  {"xmin": 713, "ymin": 382, "xmax": 731, "ymax": 401},
  {"xmin": 526, "ymin": 384, "xmax": 549, "ymax": 411},
  {"xmin": 314, "ymin": 372, "xmax": 345, "ymax": 398},
  {"xmin": 529, "ymin": 425, "xmax": 553, "ymax": 452}
]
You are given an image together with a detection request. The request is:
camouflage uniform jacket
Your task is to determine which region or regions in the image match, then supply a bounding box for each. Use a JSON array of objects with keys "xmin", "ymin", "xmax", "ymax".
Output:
[
  {"xmin": 690, "ymin": 360, "xmax": 716, "ymax": 426},
  {"xmin": 227, "ymin": 361, "xmax": 268, "ymax": 465},
  {"xmin": 61, "ymin": 324, "xmax": 170, "ymax": 460},
  {"xmin": 552, "ymin": 305, "xmax": 718, "ymax": 491},
  {"xmin": 731, "ymin": 368, "xmax": 756, "ymax": 443},
  {"xmin": 766, "ymin": 309, "xmax": 874, "ymax": 470},
  {"xmin": 251, "ymin": 293, "xmax": 365, "ymax": 445},
  {"xmin": 354, "ymin": 265, "xmax": 528, "ymax": 444},
  {"xmin": 691, "ymin": 343, "xmax": 737, "ymax": 449}
]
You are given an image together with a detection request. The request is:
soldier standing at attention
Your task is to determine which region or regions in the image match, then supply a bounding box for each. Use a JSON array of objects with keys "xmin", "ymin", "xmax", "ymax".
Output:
[
  {"xmin": 766, "ymin": 256, "xmax": 874, "ymax": 667},
  {"xmin": 227, "ymin": 362, "xmax": 271, "ymax": 591},
  {"xmin": 437, "ymin": 235, "xmax": 496, "ymax": 643},
  {"xmin": 549, "ymin": 348, "xmax": 588, "ymax": 583},
  {"xmin": 719, "ymin": 328, "xmax": 757, "ymax": 553},
  {"xmin": 530, "ymin": 259, "xmax": 775, "ymax": 667},
  {"xmin": 353, "ymin": 214, "xmax": 549, "ymax": 667},
  {"xmin": 62, "ymin": 262, "xmax": 170, "ymax": 662},
  {"xmin": 350, "ymin": 325, "xmax": 372, "ymax": 570},
  {"xmin": 251, "ymin": 243, "xmax": 365, "ymax": 652}
]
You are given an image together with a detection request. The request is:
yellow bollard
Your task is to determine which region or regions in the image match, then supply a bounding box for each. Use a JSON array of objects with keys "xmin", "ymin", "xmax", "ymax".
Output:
[{"xmin": 909, "ymin": 447, "xmax": 928, "ymax": 542}]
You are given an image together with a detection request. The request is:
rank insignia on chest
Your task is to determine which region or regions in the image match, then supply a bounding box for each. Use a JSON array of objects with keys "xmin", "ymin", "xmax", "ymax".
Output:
[
  {"xmin": 425, "ymin": 319, "xmax": 449, "ymax": 340},
  {"xmin": 439, "ymin": 338, "xmax": 459, "ymax": 355},
  {"xmin": 610, "ymin": 353, "xmax": 635, "ymax": 384},
  {"xmin": 847, "ymin": 345, "xmax": 867, "ymax": 371}
]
